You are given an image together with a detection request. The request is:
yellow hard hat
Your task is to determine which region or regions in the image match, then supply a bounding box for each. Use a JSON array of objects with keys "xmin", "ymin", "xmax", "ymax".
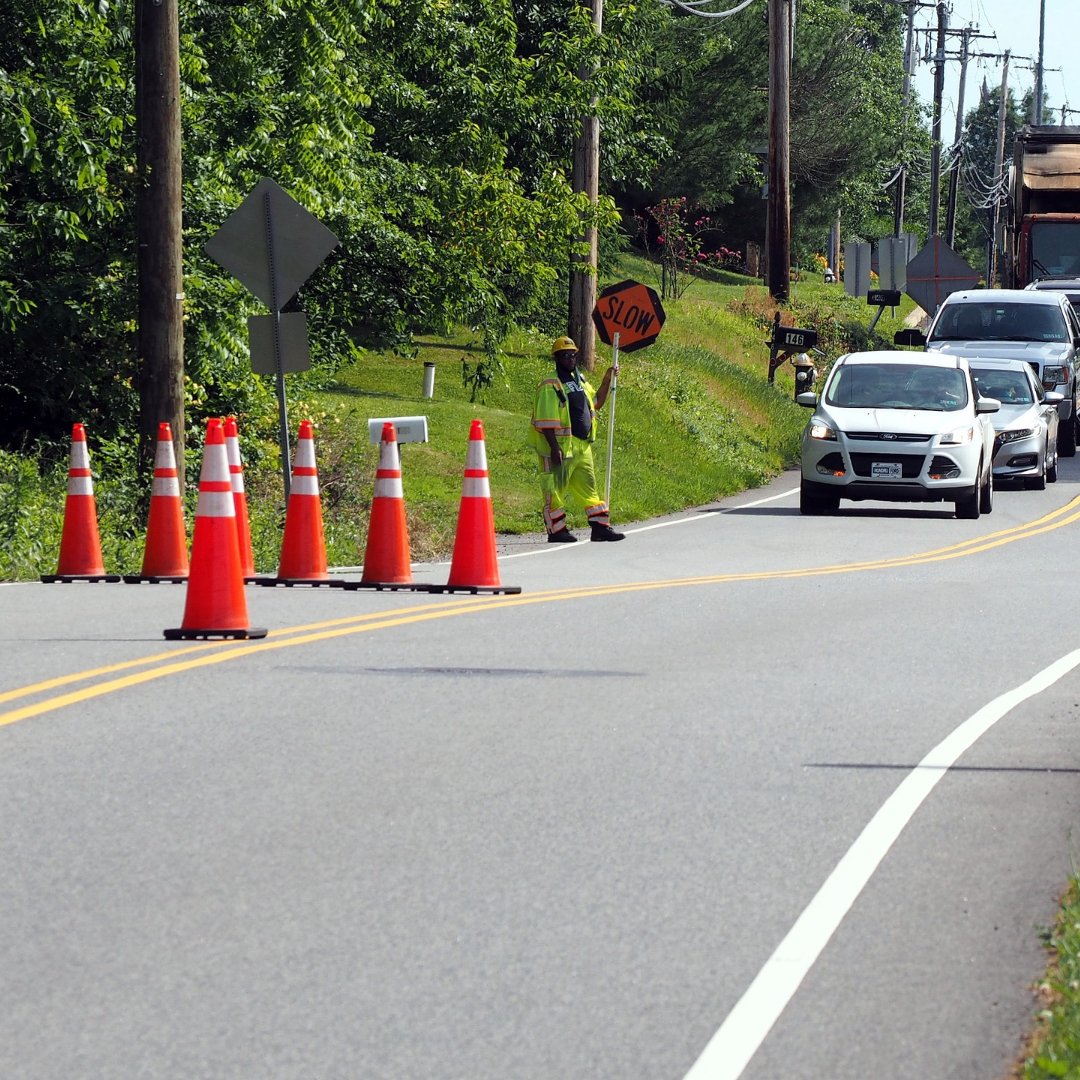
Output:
[{"xmin": 551, "ymin": 336, "xmax": 578, "ymax": 356}]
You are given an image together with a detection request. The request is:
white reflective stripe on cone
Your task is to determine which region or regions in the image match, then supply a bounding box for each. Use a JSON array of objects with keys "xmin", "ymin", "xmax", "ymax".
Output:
[
  {"xmin": 196, "ymin": 488, "xmax": 234, "ymax": 517},
  {"xmin": 225, "ymin": 437, "xmax": 247, "ymax": 493},
  {"xmin": 289, "ymin": 473, "xmax": 320, "ymax": 497},
  {"xmin": 461, "ymin": 476, "xmax": 491, "ymax": 498},
  {"xmin": 69, "ymin": 440, "xmax": 90, "ymax": 471},
  {"xmin": 294, "ymin": 438, "xmax": 317, "ymax": 470},
  {"xmin": 196, "ymin": 443, "xmax": 235, "ymax": 517},
  {"xmin": 465, "ymin": 439, "xmax": 488, "ymax": 471},
  {"xmin": 154, "ymin": 437, "xmax": 176, "ymax": 470},
  {"xmin": 374, "ymin": 474, "xmax": 404, "ymax": 499},
  {"xmin": 379, "ymin": 440, "xmax": 400, "ymax": 469},
  {"xmin": 66, "ymin": 475, "xmax": 94, "ymax": 496},
  {"xmin": 151, "ymin": 475, "xmax": 181, "ymax": 497}
]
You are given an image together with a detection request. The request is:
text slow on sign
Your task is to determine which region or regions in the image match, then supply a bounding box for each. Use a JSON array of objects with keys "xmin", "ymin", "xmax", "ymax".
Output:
[{"xmin": 591, "ymin": 280, "xmax": 667, "ymax": 353}]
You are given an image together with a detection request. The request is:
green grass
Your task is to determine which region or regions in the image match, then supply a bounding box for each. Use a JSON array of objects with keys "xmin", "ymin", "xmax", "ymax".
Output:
[{"xmin": 1019, "ymin": 875, "xmax": 1080, "ymax": 1078}]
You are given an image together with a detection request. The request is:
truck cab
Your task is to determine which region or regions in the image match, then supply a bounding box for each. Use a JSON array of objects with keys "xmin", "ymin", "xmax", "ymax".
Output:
[{"xmin": 1004, "ymin": 126, "xmax": 1080, "ymax": 288}]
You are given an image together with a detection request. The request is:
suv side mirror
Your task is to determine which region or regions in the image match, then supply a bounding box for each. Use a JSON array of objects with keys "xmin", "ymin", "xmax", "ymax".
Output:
[{"xmin": 894, "ymin": 328, "xmax": 926, "ymax": 348}]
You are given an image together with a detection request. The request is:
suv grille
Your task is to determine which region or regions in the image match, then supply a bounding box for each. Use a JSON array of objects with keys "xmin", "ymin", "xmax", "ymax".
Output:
[
  {"xmin": 843, "ymin": 431, "xmax": 931, "ymax": 442},
  {"xmin": 849, "ymin": 453, "xmax": 925, "ymax": 478}
]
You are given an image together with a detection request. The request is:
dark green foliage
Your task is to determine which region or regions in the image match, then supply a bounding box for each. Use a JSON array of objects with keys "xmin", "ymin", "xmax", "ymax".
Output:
[{"xmin": 1, "ymin": 0, "xmax": 669, "ymax": 457}]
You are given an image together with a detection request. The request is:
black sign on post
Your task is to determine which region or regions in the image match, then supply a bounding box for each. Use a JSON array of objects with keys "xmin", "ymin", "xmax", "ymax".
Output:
[
  {"xmin": 776, "ymin": 326, "xmax": 818, "ymax": 351},
  {"xmin": 867, "ymin": 289, "xmax": 902, "ymax": 307},
  {"xmin": 767, "ymin": 313, "xmax": 819, "ymax": 384}
]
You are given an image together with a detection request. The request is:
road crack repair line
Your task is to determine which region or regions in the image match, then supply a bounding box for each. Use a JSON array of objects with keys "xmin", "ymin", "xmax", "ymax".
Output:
[{"xmin": 4, "ymin": 494, "xmax": 1080, "ymax": 731}]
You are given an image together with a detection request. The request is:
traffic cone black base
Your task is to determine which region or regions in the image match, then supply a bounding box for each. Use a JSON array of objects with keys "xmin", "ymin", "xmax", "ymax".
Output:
[
  {"xmin": 42, "ymin": 573, "xmax": 122, "ymax": 584},
  {"xmin": 426, "ymin": 583, "xmax": 522, "ymax": 595},
  {"xmin": 123, "ymin": 573, "xmax": 187, "ymax": 584},
  {"xmin": 253, "ymin": 576, "xmax": 345, "ymax": 588},
  {"xmin": 341, "ymin": 580, "xmax": 434, "ymax": 592},
  {"xmin": 164, "ymin": 625, "xmax": 268, "ymax": 641}
]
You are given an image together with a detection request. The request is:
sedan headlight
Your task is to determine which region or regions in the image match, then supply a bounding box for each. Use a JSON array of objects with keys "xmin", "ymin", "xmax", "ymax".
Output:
[
  {"xmin": 998, "ymin": 427, "xmax": 1035, "ymax": 444},
  {"xmin": 809, "ymin": 420, "xmax": 837, "ymax": 441},
  {"xmin": 1042, "ymin": 366, "xmax": 1067, "ymax": 389},
  {"xmin": 940, "ymin": 425, "xmax": 974, "ymax": 446}
]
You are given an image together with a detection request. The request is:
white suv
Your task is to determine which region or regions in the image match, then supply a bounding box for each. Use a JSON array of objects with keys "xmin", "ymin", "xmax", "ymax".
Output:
[
  {"xmin": 798, "ymin": 351, "xmax": 998, "ymax": 518},
  {"xmin": 923, "ymin": 288, "xmax": 1080, "ymax": 456}
]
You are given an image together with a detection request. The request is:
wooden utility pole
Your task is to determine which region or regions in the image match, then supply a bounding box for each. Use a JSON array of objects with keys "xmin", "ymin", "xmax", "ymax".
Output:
[
  {"xmin": 135, "ymin": 0, "xmax": 185, "ymax": 479},
  {"xmin": 944, "ymin": 26, "xmax": 972, "ymax": 246},
  {"xmin": 927, "ymin": 1, "xmax": 948, "ymax": 237},
  {"xmin": 767, "ymin": 0, "xmax": 792, "ymax": 301},
  {"xmin": 894, "ymin": 1, "xmax": 916, "ymax": 237},
  {"xmin": 1033, "ymin": 0, "xmax": 1046, "ymax": 124},
  {"xmin": 568, "ymin": 0, "xmax": 602, "ymax": 372},
  {"xmin": 989, "ymin": 51, "xmax": 1010, "ymax": 286}
]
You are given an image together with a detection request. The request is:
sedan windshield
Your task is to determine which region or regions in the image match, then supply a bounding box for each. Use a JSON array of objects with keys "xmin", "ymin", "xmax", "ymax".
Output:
[
  {"xmin": 971, "ymin": 369, "xmax": 1033, "ymax": 404},
  {"xmin": 825, "ymin": 363, "xmax": 969, "ymax": 411},
  {"xmin": 930, "ymin": 301, "xmax": 1068, "ymax": 343}
]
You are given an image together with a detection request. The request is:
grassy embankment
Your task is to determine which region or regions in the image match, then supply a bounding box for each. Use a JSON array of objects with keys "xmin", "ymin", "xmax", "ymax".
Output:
[{"xmin": 2, "ymin": 253, "xmax": 914, "ymax": 579}]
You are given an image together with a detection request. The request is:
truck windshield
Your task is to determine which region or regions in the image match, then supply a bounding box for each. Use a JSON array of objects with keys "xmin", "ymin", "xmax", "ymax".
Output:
[
  {"xmin": 930, "ymin": 302, "xmax": 1068, "ymax": 343},
  {"xmin": 1030, "ymin": 221, "xmax": 1080, "ymax": 278},
  {"xmin": 826, "ymin": 363, "xmax": 968, "ymax": 411}
]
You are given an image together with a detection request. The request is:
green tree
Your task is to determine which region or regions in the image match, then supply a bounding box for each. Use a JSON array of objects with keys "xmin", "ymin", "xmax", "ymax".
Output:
[{"xmin": 1, "ymin": 0, "xmax": 670, "ymax": 453}]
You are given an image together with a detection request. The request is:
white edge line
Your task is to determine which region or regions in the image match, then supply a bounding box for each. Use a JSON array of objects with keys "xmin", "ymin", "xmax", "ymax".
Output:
[
  {"xmin": 682, "ymin": 645, "xmax": 1080, "ymax": 1080},
  {"xmin": 499, "ymin": 486, "xmax": 800, "ymax": 561}
]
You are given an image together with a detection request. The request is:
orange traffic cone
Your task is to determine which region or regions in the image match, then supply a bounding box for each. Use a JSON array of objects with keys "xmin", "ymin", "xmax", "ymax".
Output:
[
  {"xmin": 124, "ymin": 422, "xmax": 189, "ymax": 583},
  {"xmin": 224, "ymin": 416, "xmax": 256, "ymax": 581},
  {"xmin": 344, "ymin": 422, "xmax": 428, "ymax": 592},
  {"xmin": 42, "ymin": 423, "xmax": 120, "ymax": 583},
  {"xmin": 429, "ymin": 420, "xmax": 520, "ymax": 595},
  {"xmin": 164, "ymin": 418, "xmax": 266, "ymax": 640},
  {"xmin": 257, "ymin": 420, "xmax": 340, "ymax": 587}
]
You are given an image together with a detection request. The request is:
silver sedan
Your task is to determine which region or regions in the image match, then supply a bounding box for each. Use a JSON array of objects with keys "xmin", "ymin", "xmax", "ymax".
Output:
[{"xmin": 971, "ymin": 358, "xmax": 1061, "ymax": 489}]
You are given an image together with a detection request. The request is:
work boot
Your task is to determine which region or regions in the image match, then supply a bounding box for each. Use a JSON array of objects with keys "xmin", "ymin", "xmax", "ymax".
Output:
[
  {"xmin": 547, "ymin": 528, "xmax": 577, "ymax": 543},
  {"xmin": 590, "ymin": 524, "xmax": 625, "ymax": 542}
]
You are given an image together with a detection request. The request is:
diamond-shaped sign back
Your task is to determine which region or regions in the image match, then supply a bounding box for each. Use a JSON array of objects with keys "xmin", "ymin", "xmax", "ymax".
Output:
[
  {"xmin": 205, "ymin": 178, "xmax": 339, "ymax": 310},
  {"xmin": 904, "ymin": 235, "xmax": 979, "ymax": 316}
]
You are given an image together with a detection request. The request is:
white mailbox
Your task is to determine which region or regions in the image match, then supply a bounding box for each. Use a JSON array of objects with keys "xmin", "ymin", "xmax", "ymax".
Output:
[{"xmin": 368, "ymin": 415, "xmax": 429, "ymax": 445}]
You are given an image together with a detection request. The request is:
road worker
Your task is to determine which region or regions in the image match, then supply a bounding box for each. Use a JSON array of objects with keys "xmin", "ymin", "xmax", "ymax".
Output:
[{"xmin": 529, "ymin": 336, "xmax": 625, "ymax": 543}]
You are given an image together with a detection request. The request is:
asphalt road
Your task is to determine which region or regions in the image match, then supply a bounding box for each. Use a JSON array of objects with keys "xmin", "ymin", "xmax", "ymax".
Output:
[{"xmin": 4, "ymin": 462, "xmax": 1080, "ymax": 1079}]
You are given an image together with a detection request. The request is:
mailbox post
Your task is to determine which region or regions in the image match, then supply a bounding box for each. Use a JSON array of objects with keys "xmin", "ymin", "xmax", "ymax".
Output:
[
  {"xmin": 767, "ymin": 311, "xmax": 819, "ymax": 384},
  {"xmin": 793, "ymin": 354, "xmax": 816, "ymax": 399}
]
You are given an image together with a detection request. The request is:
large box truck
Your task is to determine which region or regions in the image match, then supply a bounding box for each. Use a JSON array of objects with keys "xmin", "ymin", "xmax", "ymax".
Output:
[{"xmin": 1003, "ymin": 126, "xmax": 1080, "ymax": 288}]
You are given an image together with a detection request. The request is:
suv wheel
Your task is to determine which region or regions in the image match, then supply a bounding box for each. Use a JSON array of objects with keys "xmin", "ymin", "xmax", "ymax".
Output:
[
  {"xmin": 800, "ymin": 479, "xmax": 840, "ymax": 515},
  {"xmin": 979, "ymin": 467, "xmax": 994, "ymax": 513}
]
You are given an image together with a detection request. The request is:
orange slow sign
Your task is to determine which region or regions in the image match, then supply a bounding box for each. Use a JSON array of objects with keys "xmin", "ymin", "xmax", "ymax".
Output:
[{"xmin": 591, "ymin": 279, "xmax": 667, "ymax": 353}]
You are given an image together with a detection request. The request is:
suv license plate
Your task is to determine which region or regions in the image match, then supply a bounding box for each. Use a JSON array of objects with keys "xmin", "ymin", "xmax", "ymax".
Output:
[{"xmin": 871, "ymin": 462, "xmax": 902, "ymax": 479}]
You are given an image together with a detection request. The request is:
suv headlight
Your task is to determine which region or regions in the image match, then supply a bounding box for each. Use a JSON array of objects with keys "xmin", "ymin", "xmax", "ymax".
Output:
[
  {"xmin": 940, "ymin": 425, "xmax": 974, "ymax": 445},
  {"xmin": 809, "ymin": 420, "xmax": 837, "ymax": 441},
  {"xmin": 1042, "ymin": 365, "xmax": 1067, "ymax": 389},
  {"xmin": 998, "ymin": 427, "xmax": 1034, "ymax": 444}
]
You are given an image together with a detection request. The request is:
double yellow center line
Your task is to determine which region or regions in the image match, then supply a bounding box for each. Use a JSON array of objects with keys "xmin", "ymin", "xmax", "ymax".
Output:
[{"xmin": 5, "ymin": 494, "xmax": 1080, "ymax": 730}]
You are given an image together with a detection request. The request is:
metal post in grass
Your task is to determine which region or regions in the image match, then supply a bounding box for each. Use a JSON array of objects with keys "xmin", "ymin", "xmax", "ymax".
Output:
[{"xmin": 604, "ymin": 332, "xmax": 620, "ymax": 507}]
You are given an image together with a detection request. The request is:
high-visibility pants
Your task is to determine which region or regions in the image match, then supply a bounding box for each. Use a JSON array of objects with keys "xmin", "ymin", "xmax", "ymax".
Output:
[{"xmin": 538, "ymin": 437, "xmax": 610, "ymax": 534}]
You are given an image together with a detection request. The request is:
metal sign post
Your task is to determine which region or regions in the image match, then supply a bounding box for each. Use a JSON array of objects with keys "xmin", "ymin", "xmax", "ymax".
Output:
[
  {"xmin": 263, "ymin": 188, "xmax": 292, "ymax": 498},
  {"xmin": 604, "ymin": 332, "xmax": 620, "ymax": 507},
  {"xmin": 205, "ymin": 177, "xmax": 339, "ymax": 504}
]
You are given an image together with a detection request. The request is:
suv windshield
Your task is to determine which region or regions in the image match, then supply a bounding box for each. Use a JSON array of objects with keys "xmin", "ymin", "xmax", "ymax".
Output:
[
  {"xmin": 826, "ymin": 363, "xmax": 969, "ymax": 411},
  {"xmin": 931, "ymin": 301, "xmax": 1067, "ymax": 343}
]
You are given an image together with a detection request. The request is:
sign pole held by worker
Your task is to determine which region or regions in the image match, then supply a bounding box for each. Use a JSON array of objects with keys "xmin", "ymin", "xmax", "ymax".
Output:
[
  {"xmin": 604, "ymin": 332, "xmax": 620, "ymax": 506},
  {"xmin": 591, "ymin": 279, "xmax": 666, "ymax": 510}
]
